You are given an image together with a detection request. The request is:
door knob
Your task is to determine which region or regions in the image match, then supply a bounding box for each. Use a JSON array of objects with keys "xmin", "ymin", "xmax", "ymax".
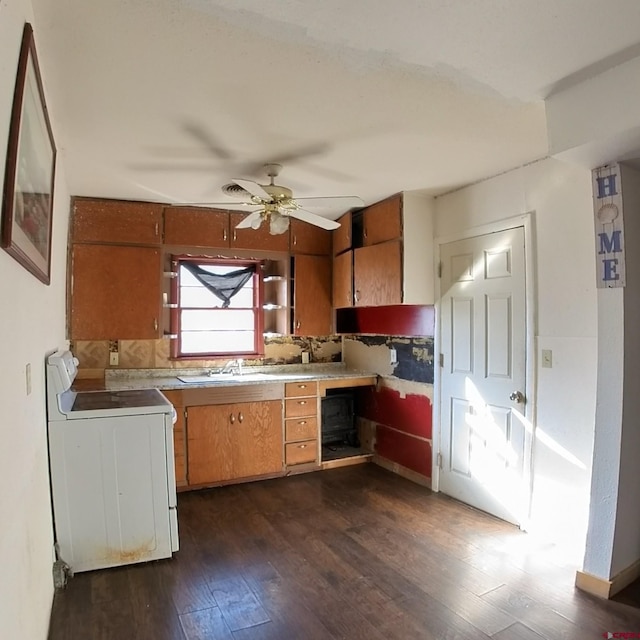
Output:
[{"xmin": 509, "ymin": 390, "xmax": 525, "ymax": 403}]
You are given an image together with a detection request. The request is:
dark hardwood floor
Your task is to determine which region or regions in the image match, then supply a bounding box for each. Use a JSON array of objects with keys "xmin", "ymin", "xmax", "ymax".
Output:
[{"xmin": 48, "ymin": 464, "xmax": 640, "ymax": 639}]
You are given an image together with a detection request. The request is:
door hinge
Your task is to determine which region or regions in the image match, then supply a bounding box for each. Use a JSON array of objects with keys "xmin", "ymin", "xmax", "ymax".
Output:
[
  {"xmin": 436, "ymin": 452, "xmax": 443, "ymax": 469},
  {"xmin": 439, "ymin": 353, "xmax": 444, "ymax": 368}
]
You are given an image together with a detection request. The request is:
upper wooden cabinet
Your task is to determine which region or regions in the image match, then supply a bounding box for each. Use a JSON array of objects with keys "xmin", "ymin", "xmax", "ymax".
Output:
[
  {"xmin": 290, "ymin": 219, "xmax": 331, "ymax": 255},
  {"xmin": 362, "ymin": 194, "xmax": 402, "ymax": 246},
  {"xmin": 72, "ymin": 198, "xmax": 163, "ymax": 245},
  {"xmin": 293, "ymin": 254, "xmax": 332, "ymax": 335},
  {"xmin": 229, "ymin": 212, "xmax": 289, "ymax": 252},
  {"xmin": 164, "ymin": 207, "xmax": 229, "ymax": 248},
  {"xmin": 331, "ymin": 192, "xmax": 434, "ymax": 308},
  {"xmin": 333, "ymin": 211, "xmax": 352, "ymax": 256},
  {"xmin": 333, "ymin": 250, "xmax": 353, "ymax": 309},
  {"xmin": 70, "ymin": 244, "xmax": 162, "ymax": 340},
  {"xmin": 354, "ymin": 241, "xmax": 402, "ymax": 306}
]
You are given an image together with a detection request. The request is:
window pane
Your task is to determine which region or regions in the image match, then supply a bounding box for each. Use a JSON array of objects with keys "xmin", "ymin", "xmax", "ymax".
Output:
[
  {"xmin": 182, "ymin": 331, "xmax": 255, "ymax": 354},
  {"xmin": 181, "ymin": 309, "xmax": 255, "ymax": 331}
]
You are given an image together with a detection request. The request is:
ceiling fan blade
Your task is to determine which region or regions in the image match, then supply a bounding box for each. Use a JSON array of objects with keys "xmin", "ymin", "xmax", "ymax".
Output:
[
  {"xmin": 289, "ymin": 208, "xmax": 341, "ymax": 230},
  {"xmin": 182, "ymin": 121, "xmax": 234, "ymax": 161},
  {"xmin": 294, "ymin": 196, "xmax": 364, "ymax": 210},
  {"xmin": 235, "ymin": 211, "xmax": 263, "ymax": 229},
  {"xmin": 168, "ymin": 201, "xmax": 254, "ymax": 208},
  {"xmin": 232, "ymin": 179, "xmax": 273, "ymax": 201}
]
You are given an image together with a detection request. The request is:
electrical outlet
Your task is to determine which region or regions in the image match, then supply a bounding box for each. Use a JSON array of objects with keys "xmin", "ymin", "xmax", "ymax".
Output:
[
  {"xmin": 301, "ymin": 351, "xmax": 310, "ymax": 364},
  {"xmin": 109, "ymin": 352, "xmax": 119, "ymax": 366},
  {"xmin": 541, "ymin": 349, "xmax": 552, "ymax": 368}
]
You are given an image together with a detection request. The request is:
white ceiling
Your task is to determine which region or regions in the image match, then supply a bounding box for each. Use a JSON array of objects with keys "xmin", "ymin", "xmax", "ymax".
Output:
[{"xmin": 30, "ymin": 0, "xmax": 640, "ymax": 217}]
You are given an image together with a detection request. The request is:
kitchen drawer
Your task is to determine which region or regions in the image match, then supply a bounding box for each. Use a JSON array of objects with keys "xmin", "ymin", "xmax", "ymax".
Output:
[
  {"xmin": 285, "ymin": 417, "xmax": 318, "ymax": 442},
  {"xmin": 285, "ymin": 381, "xmax": 318, "ymax": 397},
  {"xmin": 285, "ymin": 397, "xmax": 317, "ymax": 418},
  {"xmin": 285, "ymin": 440, "xmax": 318, "ymax": 466}
]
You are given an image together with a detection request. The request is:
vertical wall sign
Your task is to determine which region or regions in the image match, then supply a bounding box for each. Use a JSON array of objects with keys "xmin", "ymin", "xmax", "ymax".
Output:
[{"xmin": 593, "ymin": 163, "xmax": 625, "ymax": 288}]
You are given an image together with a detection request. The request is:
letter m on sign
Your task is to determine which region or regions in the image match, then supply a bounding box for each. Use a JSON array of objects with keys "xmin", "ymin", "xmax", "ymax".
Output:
[{"xmin": 598, "ymin": 231, "xmax": 622, "ymax": 255}]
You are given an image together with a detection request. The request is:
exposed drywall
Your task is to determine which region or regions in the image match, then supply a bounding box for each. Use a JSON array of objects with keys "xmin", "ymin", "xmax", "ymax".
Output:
[
  {"xmin": 435, "ymin": 157, "xmax": 597, "ymax": 553},
  {"xmin": 0, "ymin": 3, "xmax": 70, "ymax": 637}
]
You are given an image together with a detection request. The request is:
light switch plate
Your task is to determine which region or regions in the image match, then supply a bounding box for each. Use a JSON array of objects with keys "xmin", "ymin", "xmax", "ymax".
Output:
[
  {"xmin": 109, "ymin": 352, "xmax": 119, "ymax": 366},
  {"xmin": 389, "ymin": 347, "xmax": 398, "ymax": 364},
  {"xmin": 541, "ymin": 349, "xmax": 552, "ymax": 368}
]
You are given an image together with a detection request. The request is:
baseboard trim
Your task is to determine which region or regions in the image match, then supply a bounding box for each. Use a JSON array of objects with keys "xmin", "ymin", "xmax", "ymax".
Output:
[
  {"xmin": 576, "ymin": 557, "xmax": 640, "ymax": 599},
  {"xmin": 373, "ymin": 454, "xmax": 432, "ymax": 489}
]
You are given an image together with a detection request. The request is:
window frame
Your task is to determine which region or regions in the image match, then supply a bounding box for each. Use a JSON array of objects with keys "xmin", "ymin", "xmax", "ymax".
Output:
[{"xmin": 169, "ymin": 254, "xmax": 264, "ymax": 360}]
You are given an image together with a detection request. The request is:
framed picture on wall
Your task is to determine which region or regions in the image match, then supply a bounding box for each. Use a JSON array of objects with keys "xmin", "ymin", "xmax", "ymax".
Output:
[{"xmin": 1, "ymin": 22, "xmax": 56, "ymax": 285}]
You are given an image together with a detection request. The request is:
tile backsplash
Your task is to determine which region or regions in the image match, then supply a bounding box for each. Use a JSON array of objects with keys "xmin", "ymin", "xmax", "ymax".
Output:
[{"xmin": 72, "ymin": 335, "xmax": 342, "ymax": 375}]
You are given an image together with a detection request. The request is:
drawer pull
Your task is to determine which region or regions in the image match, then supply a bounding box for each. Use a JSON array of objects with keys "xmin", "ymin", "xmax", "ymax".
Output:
[
  {"xmin": 238, "ymin": 412, "xmax": 244, "ymax": 423},
  {"xmin": 229, "ymin": 413, "xmax": 235, "ymax": 424},
  {"xmin": 298, "ymin": 400, "xmax": 307, "ymax": 405},
  {"xmin": 298, "ymin": 420, "xmax": 307, "ymax": 425},
  {"xmin": 299, "ymin": 444, "xmax": 307, "ymax": 449},
  {"xmin": 298, "ymin": 384, "xmax": 307, "ymax": 389}
]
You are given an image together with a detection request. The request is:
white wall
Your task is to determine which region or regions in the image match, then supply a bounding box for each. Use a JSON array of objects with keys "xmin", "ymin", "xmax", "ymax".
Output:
[
  {"xmin": 434, "ymin": 157, "xmax": 598, "ymax": 554},
  {"xmin": 0, "ymin": 2, "xmax": 70, "ymax": 637}
]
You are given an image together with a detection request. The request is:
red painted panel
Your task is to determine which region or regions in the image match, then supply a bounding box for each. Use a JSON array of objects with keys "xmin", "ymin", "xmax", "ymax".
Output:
[
  {"xmin": 376, "ymin": 426, "xmax": 432, "ymax": 478},
  {"xmin": 336, "ymin": 305, "xmax": 435, "ymax": 337},
  {"xmin": 356, "ymin": 386, "xmax": 432, "ymax": 439}
]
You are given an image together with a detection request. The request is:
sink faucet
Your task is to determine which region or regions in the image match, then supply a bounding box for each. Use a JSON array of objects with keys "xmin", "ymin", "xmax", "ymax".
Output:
[{"xmin": 220, "ymin": 358, "xmax": 244, "ymax": 375}]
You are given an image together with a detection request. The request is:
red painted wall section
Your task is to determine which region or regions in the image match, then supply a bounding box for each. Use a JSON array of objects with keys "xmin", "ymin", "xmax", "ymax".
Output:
[
  {"xmin": 356, "ymin": 386, "xmax": 432, "ymax": 439},
  {"xmin": 357, "ymin": 385, "xmax": 432, "ymax": 478},
  {"xmin": 376, "ymin": 426, "xmax": 432, "ymax": 478}
]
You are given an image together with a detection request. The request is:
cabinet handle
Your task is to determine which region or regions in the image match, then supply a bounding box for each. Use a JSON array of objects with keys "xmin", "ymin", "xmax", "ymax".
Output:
[
  {"xmin": 238, "ymin": 412, "xmax": 244, "ymax": 423},
  {"xmin": 298, "ymin": 400, "xmax": 307, "ymax": 406},
  {"xmin": 223, "ymin": 229, "xmax": 228, "ymax": 242},
  {"xmin": 298, "ymin": 420, "xmax": 307, "ymax": 425},
  {"xmin": 296, "ymin": 320, "xmax": 301, "ymax": 330},
  {"xmin": 354, "ymin": 290, "xmax": 360, "ymax": 303},
  {"xmin": 230, "ymin": 413, "xmax": 235, "ymax": 424},
  {"xmin": 153, "ymin": 318, "xmax": 158, "ymax": 331},
  {"xmin": 298, "ymin": 384, "xmax": 307, "ymax": 389},
  {"xmin": 293, "ymin": 236, "xmax": 297, "ymax": 246},
  {"xmin": 299, "ymin": 444, "xmax": 307, "ymax": 449},
  {"xmin": 155, "ymin": 222, "xmax": 159, "ymax": 236},
  {"xmin": 363, "ymin": 228, "xmax": 368, "ymax": 239}
]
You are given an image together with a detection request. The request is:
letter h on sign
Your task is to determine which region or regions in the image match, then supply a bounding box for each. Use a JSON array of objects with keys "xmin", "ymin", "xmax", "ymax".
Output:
[{"xmin": 593, "ymin": 163, "xmax": 625, "ymax": 288}]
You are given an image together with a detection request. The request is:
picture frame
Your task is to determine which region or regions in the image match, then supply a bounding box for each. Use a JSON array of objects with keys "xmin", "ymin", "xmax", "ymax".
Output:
[{"xmin": 1, "ymin": 23, "xmax": 56, "ymax": 285}]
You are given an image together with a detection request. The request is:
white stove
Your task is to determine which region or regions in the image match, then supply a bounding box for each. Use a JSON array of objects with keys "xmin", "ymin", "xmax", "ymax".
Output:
[{"xmin": 46, "ymin": 350, "xmax": 179, "ymax": 573}]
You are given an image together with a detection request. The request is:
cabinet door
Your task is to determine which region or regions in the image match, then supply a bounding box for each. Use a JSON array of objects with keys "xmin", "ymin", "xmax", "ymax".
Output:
[
  {"xmin": 70, "ymin": 244, "xmax": 162, "ymax": 339},
  {"xmin": 333, "ymin": 211, "xmax": 352, "ymax": 255},
  {"xmin": 290, "ymin": 219, "xmax": 332, "ymax": 255},
  {"xmin": 229, "ymin": 212, "xmax": 289, "ymax": 251},
  {"xmin": 293, "ymin": 255, "xmax": 332, "ymax": 335},
  {"xmin": 333, "ymin": 250, "xmax": 353, "ymax": 308},
  {"xmin": 72, "ymin": 198, "xmax": 163, "ymax": 245},
  {"xmin": 186, "ymin": 405, "xmax": 234, "ymax": 485},
  {"xmin": 232, "ymin": 401, "xmax": 283, "ymax": 478},
  {"xmin": 164, "ymin": 207, "xmax": 230, "ymax": 248},
  {"xmin": 354, "ymin": 240, "xmax": 402, "ymax": 306},
  {"xmin": 362, "ymin": 194, "xmax": 402, "ymax": 246}
]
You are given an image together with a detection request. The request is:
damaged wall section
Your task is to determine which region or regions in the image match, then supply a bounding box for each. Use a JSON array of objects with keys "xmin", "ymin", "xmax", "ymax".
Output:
[{"xmin": 343, "ymin": 335, "xmax": 434, "ymax": 485}]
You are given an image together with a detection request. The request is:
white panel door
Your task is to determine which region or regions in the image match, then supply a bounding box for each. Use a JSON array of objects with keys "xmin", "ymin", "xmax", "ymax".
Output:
[{"xmin": 439, "ymin": 227, "xmax": 530, "ymax": 525}]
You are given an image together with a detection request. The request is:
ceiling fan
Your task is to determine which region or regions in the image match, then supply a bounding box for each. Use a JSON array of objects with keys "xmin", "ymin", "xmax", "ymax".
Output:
[{"xmin": 178, "ymin": 163, "xmax": 363, "ymax": 235}]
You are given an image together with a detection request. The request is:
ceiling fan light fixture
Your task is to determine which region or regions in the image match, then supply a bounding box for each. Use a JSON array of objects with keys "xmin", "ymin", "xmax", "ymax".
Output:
[{"xmin": 269, "ymin": 212, "xmax": 290, "ymax": 235}]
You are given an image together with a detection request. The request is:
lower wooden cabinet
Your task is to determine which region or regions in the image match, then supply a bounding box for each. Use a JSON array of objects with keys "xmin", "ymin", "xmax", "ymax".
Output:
[
  {"xmin": 187, "ymin": 400, "xmax": 283, "ymax": 486},
  {"xmin": 284, "ymin": 381, "xmax": 320, "ymax": 468}
]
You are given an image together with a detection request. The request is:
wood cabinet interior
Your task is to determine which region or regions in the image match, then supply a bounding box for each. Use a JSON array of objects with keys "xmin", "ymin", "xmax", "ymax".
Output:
[
  {"xmin": 333, "ymin": 250, "xmax": 353, "ymax": 309},
  {"xmin": 262, "ymin": 258, "xmax": 290, "ymax": 337}
]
